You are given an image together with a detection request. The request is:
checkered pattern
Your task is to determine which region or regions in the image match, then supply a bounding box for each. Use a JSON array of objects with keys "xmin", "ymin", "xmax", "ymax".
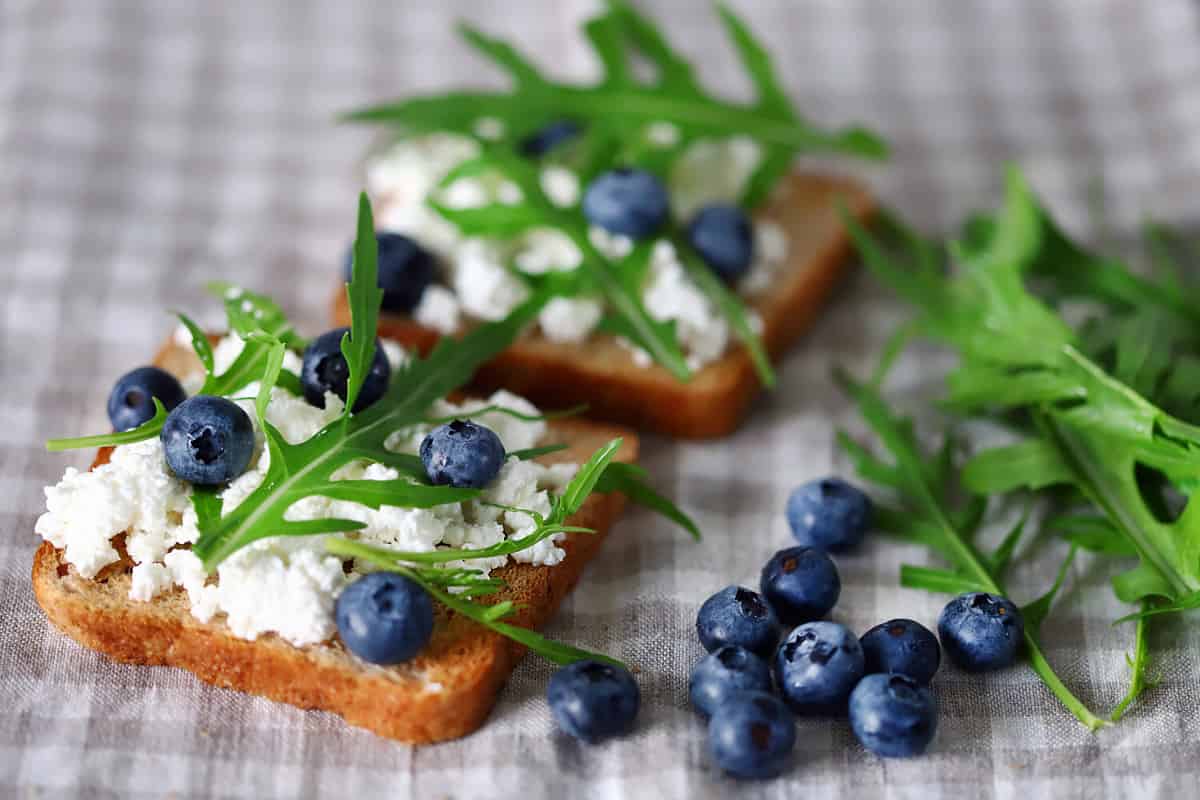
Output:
[{"xmin": 4, "ymin": 0, "xmax": 1200, "ymax": 796}]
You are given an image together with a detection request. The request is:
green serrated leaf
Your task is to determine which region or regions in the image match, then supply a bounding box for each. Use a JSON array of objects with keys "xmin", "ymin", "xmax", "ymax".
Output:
[
  {"xmin": 175, "ymin": 312, "xmax": 214, "ymax": 375},
  {"xmin": 594, "ymin": 461, "xmax": 700, "ymax": 540},
  {"xmin": 342, "ymin": 192, "xmax": 385, "ymax": 417},
  {"xmin": 46, "ymin": 398, "xmax": 168, "ymax": 452}
]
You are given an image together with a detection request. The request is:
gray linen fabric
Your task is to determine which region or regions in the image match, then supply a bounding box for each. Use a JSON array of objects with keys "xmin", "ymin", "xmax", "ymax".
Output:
[{"xmin": 3, "ymin": 1, "xmax": 1200, "ymax": 797}]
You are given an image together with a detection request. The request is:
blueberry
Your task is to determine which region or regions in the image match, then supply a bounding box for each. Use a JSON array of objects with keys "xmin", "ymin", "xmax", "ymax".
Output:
[
  {"xmin": 582, "ymin": 167, "xmax": 669, "ymax": 239},
  {"xmin": 300, "ymin": 327, "xmax": 390, "ymax": 412},
  {"xmin": 938, "ymin": 592, "xmax": 1024, "ymax": 672},
  {"xmin": 547, "ymin": 660, "xmax": 640, "ymax": 743},
  {"xmin": 519, "ymin": 119, "xmax": 582, "ymax": 158},
  {"xmin": 860, "ymin": 618, "xmax": 941, "ymax": 685},
  {"xmin": 688, "ymin": 645, "xmax": 773, "ymax": 718},
  {"xmin": 344, "ymin": 231, "xmax": 436, "ymax": 313},
  {"xmin": 774, "ymin": 621, "xmax": 865, "ymax": 714},
  {"xmin": 160, "ymin": 396, "xmax": 255, "ymax": 485},
  {"xmin": 335, "ymin": 572, "xmax": 434, "ymax": 665},
  {"xmin": 685, "ymin": 204, "xmax": 755, "ymax": 283},
  {"xmin": 849, "ymin": 673, "xmax": 937, "ymax": 758},
  {"xmin": 759, "ymin": 546, "xmax": 840, "ymax": 626},
  {"xmin": 419, "ymin": 419, "xmax": 505, "ymax": 489},
  {"xmin": 696, "ymin": 585, "xmax": 779, "ymax": 658},
  {"xmin": 786, "ymin": 477, "xmax": 873, "ymax": 552},
  {"xmin": 707, "ymin": 691, "xmax": 796, "ymax": 779},
  {"xmin": 107, "ymin": 366, "xmax": 186, "ymax": 431}
]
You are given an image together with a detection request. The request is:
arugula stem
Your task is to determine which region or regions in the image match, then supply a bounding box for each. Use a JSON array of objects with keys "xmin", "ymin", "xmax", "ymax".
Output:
[
  {"xmin": 840, "ymin": 371, "xmax": 1109, "ymax": 731},
  {"xmin": 1110, "ymin": 600, "xmax": 1153, "ymax": 721}
]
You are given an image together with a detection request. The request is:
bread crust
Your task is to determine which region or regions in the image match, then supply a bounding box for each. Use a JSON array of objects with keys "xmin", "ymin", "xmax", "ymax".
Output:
[
  {"xmin": 32, "ymin": 340, "xmax": 638, "ymax": 744},
  {"xmin": 333, "ymin": 172, "xmax": 875, "ymax": 438}
]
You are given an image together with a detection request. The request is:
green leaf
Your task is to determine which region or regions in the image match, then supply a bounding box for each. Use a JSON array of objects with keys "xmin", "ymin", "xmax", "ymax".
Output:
[
  {"xmin": 342, "ymin": 193, "xmax": 385, "ymax": 417},
  {"xmin": 46, "ymin": 398, "xmax": 167, "ymax": 452},
  {"xmin": 1109, "ymin": 598, "xmax": 1159, "ymax": 721},
  {"xmin": 595, "ymin": 461, "xmax": 701, "ymax": 540},
  {"xmin": 206, "ymin": 282, "xmax": 307, "ymax": 350},
  {"xmin": 1021, "ymin": 546, "xmax": 1077, "ymax": 632},
  {"xmin": 175, "ymin": 312, "xmax": 214, "ymax": 374},
  {"xmin": 556, "ymin": 438, "xmax": 623, "ymax": 521},
  {"xmin": 837, "ymin": 367, "xmax": 1108, "ymax": 731},
  {"xmin": 331, "ymin": 544, "xmax": 623, "ymax": 668},
  {"xmin": 509, "ymin": 443, "xmax": 570, "ymax": 461},
  {"xmin": 343, "ymin": 4, "xmax": 885, "ymax": 162},
  {"xmin": 962, "ymin": 440, "xmax": 1073, "ymax": 494},
  {"xmin": 899, "ymin": 565, "xmax": 980, "ymax": 595}
]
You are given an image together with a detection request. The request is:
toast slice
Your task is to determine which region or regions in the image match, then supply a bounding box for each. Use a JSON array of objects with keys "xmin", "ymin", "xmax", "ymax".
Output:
[
  {"xmin": 32, "ymin": 338, "xmax": 637, "ymax": 744},
  {"xmin": 333, "ymin": 172, "xmax": 875, "ymax": 438}
]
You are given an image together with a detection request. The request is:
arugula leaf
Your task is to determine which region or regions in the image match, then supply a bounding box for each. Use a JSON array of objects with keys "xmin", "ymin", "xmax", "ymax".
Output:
[
  {"xmin": 837, "ymin": 369, "xmax": 1108, "ymax": 730},
  {"xmin": 341, "ymin": 193, "xmax": 385, "ymax": 417},
  {"xmin": 594, "ymin": 461, "xmax": 701, "ymax": 540},
  {"xmin": 342, "ymin": 2, "xmax": 885, "ymax": 163},
  {"xmin": 508, "ymin": 443, "xmax": 570, "ymax": 461},
  {"xmin": 206, "ymin": 281, "xmax": 307, "ymax": 350},
  {"xmin": 46, "ymin": 399, "xmax": 168, "ymax": 452},
  {"xmin": 175, "ymin": 312, "xmax": 214, "ymax": 375}
]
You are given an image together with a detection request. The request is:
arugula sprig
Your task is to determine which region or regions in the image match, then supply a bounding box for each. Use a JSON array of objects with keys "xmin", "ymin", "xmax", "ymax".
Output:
[
  {"xmin": 842, "ymin": 166, "xmax": 1200, "ymax": 722},
  {"xmin": 343, "ymin": 1, "xmax": 886, "ymax": 165},
  {"xmin": 346, "ymin": 2, "xmax": 881, "ymax": 383},
  {"xmin": 837, "ymin": 369, "xmax": 1107, "ymax": 730}
]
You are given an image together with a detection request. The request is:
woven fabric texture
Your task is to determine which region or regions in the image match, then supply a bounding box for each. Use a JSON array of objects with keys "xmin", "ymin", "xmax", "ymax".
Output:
[{"xmin": 3, "ymin": 1, "xmax": 1200, "ymax": 797}]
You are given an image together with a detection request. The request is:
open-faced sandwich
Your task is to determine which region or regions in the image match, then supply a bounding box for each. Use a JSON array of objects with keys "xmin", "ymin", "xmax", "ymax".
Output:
[
  {"xmin": 332, "ymin": 1, "xmax": 882, "ymax": 438},
  {"xmin": 33, "ymin": 196, "xmax": 696, "ymax": 744}
]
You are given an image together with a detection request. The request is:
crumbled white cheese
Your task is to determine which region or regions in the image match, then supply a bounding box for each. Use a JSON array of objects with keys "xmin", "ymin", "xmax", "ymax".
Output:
[
  {"xmin": 646, "ymin": 121, "xmax": 681, "ymax": 147},
  {"xmin": 130, "ymin": 562, "xmax": 173, "ymax": 602},
  {"xmin": 473, "ymin": 117, "xmax": 505, "ymax": 140},
  {"xmin": 538, "ymin": 296, "xmax": 604, "ymax": 343},
  {"xmin": 368, "ymin": 133, "xmax": 481, "ymax": 261},
  {"xmin": 497, "ymin": 181, "xmax": 523, "ymax": 206},
  {"xmin": 36, "ymin": 439, "xmax": 193, "ymax": 579},
  {"xmin": 540, "ymin": 166, "xmax": 580, "ymax": 208},
  {"xmin": 615, "ymin": 337, "xmax": 654, "ymax": 368},
  {"xmin": 643, "ymin": 241, "xmax": 729, "ymax": 369},
  {"xmin": 669, "ymin": 135, "xmax": 763, "ymax": 220},
  {"xmin": 741, "ymin": 221, "xmax": 790, "ymax": 296},
  {"xmin": 515, "ymin": 228, "xmax": 583, "ymax": 274},
  {"xmin": 588, "ymin": 226, "xmax": 634, "ymax": 260},
  {"xmin": 413, "ymin": 285, "xmax": 462, "ymax": 334},
  {"xmin": 440, "ymin": 177, "xmax": 490, "ymax": 210},
  {"xmin": 452, "ymin": 240, "xmax": 530, "ymax": 321},
  {"xmin": 37, "ymin": 343, "xmax": 570, "ymax": 647}
]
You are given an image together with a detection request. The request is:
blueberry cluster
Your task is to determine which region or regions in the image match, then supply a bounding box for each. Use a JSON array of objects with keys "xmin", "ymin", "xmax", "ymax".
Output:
[{"xmin": 684, "ymin": 477, "xmax": 1025, "ymax": 778}]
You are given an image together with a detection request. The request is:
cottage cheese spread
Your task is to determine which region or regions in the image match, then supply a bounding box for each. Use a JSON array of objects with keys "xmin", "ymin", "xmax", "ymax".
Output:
[
  {"xmin": 36, "ymin": 334, "xmax": 579, "ymax": 647},
  {"xmin": 365, "ymin": 133, "xmax": 790, "ymax": 370}
]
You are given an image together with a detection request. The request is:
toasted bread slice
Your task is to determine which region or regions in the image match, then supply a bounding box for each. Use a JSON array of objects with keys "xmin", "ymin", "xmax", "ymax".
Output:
[
  {"xmin": 333, "ymin": 172, "xmax": 874, "ymax": 438},
  {"xmin": 32, "ymin": 338, "xmax": 636, "ymax": 744}
]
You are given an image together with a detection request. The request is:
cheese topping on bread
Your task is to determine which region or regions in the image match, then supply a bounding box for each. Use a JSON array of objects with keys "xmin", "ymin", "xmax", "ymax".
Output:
[
  {"xmin": 366, "ymin": 132, "xmax": 787, "ymax": 370},
  {"xmin": 36, "ymin": 334, "xmax": 579, "ymax": 647}
]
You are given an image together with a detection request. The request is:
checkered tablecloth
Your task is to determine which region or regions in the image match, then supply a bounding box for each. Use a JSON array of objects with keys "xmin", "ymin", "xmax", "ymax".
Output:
[{"xmin": 4, "ymin": 1, "xmax": 1200, "ymax": 797}]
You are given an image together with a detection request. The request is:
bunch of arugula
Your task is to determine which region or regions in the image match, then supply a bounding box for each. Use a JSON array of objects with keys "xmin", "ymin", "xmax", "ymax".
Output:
[
  {"xmin": 343, "ymin": 1, "xmax": 886, "ymax": 384},
  {"xmin": 47, "ymin": 193, "xmax": 699, "ymax": 667},
  {"xmin": 838, "ymin": 165, "xmax": 1200, "ymax": 728}
]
